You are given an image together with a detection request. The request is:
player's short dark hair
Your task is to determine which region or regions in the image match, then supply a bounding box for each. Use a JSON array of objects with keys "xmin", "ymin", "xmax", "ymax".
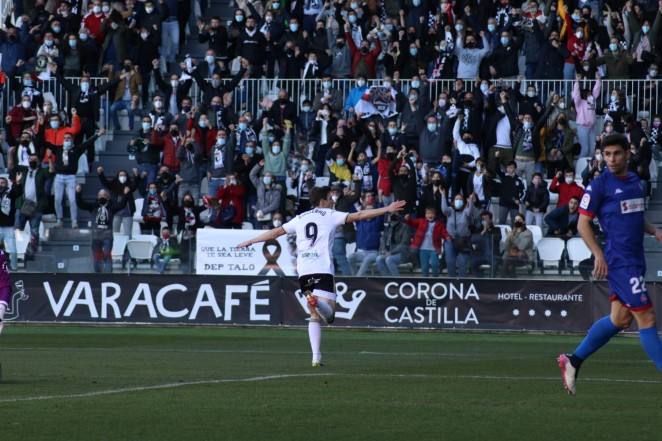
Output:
[
  {"xmin": 601, "ymin": 133, "xmax": 629, "ymax": 151},
  {"xmin": 310, "ymin": 186, "xmax": 331, "ymax": 207}
]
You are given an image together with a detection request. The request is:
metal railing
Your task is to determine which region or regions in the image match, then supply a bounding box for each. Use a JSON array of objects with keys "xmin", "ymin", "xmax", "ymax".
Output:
[{"xmin": 3, "ymin": 76, "xmax": 661, "ymax": 133}]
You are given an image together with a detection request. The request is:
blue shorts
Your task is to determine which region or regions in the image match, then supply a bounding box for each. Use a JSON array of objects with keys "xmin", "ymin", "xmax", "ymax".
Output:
[{"xmin": 607, "ymin": 266, "xmax": 653, "ymax": 311}]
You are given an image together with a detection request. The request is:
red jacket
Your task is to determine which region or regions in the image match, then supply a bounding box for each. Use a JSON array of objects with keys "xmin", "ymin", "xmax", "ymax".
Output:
[
  {"xmin": 7, "ymin": 105, "xmax": 37, "ymax": 141},
  {"xmin": 83, "ymin": 12, "xmax": 107, "ymax": 44},
  {"xmin": 152, "ymin": 131, "xmax": 181, "ymax": 172},
  {"xmin": 406, "ymin": 217, "xmax": 449, "ymax": 254},
  {"xmin": 215, "ymin": 184, "xmax": 246, "ymax": 225},
  {"xmin": 41, "ymin": 115, "xmax": 81, "ymax": 147},
  {"xmin": 186, "ymin": 120, "xmax": 217, "ymax": 159},
  {"xmin": 345, "ymin": 32, "xmax": 381, "ymax": 78},
  {"xmin": 549, "ymin": 175, "xmax": 584, "ymax": 206}
]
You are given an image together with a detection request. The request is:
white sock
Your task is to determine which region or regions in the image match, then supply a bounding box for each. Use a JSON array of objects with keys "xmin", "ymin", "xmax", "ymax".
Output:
[
  {"xmin": 308, "ymin": 320, "xmax": 322, "ymax": 363},
  {"xmin": 0, "ymin": 303, "xmax": 6, "ymax": 321},
  {"xmin": 316, "ymin": 300, "xmax": 333, "ymax": 321}
]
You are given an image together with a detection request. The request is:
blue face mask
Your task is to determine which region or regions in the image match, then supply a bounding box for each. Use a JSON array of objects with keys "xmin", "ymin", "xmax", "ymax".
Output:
[
  {"xmin": 411, "ymin": 80, "xmax": 420, "ymax": 88},
  {"xmin": 336, "ymin": 158, "xmax": 345, "ymax": 166},
  {"xmin": 142, "ymin": 122, "xmax": 151, "ymax": 131},
  {"xmin": 149, "ymin": 188, "xmax": 157, "ymax": 195},
  {"xmin": 68, "ymin": 39, "xmax": 77, "ymax": 48},
  {"xmin": 609, "ymin": 43, "xmax": 618, "ymax": 52},
  {"xmin": 272, "ymin": 2, "xmax": 280, "ymax": 9},
  {"xmin": 487, "ymin": 23, "xmax": 496, "ymax": 32},
  {"xmin": 388, "ymin": 127, "xmax": 397, "ymax": 135},
  {"xmin": 245, "ymin": 146, "xmax": 254, "ymax": 155},
  {"xmin": 235, "ymin": 15, "xmax": 244, "ymax": 22},
  {"xmin": 500, "ymin": 37, "xmax": 509, "ymax": 46},
  {"xmin": 454, "ymin": 199, "xmax": 464, "ymax": 210},
  {"xmin": 348, "ymin": 15, "xmax": 357, "ymax": 24},
  {"xmin": 80, "ymin": 82, "xmax": 90, "ymax": 92},
  {"xmin": 427, "ymin": 123, "xmax": 437, "ymax": 132},
  {"xmin": 238, "ymin": 122, "xmax": 247, "ymax": 131},
  {"xmin": 263, "ymin": 176, "xmax": 272, "ymax": 185},
  {"xmin": 272, "ymin": 146, "xmax": 281, "ymax": 154},
  {"xmin": 289, "ymin": 23, "xmax": 298, "ymax": 32},
  {"xmin": 63, "ymin": 140, "xmax": 73, "ymax": 149},
  {"xmin": 198, "ymin": 120, "xmax": 206, "ymax": 128},
  {"xmin": 409, "ymin": 48, "xmax": 418, "ymax": 56},
  {"xmin": 50, "ymin": 120, "xmax": 60, "ymax": 129}
]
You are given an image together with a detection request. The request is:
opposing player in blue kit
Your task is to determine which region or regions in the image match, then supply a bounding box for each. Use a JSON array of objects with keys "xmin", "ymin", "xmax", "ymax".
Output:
[{"xmin": 558, "ymin": 134, "xmax": 662, "ymax": 394}]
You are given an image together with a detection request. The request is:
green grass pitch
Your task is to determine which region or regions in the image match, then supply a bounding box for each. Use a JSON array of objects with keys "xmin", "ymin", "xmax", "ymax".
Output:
[{"xmin": 1, "ymin": 326, "xmax": 662, "ymax": 441}]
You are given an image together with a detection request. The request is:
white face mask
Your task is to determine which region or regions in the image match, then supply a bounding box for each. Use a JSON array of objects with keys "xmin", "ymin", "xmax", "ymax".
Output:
[
  {"xmin": 273, "ymin": 219, "xmax": 282, "ymax": 227},
  {"xmin": 141, "ymin": 32, "xmax": 149, "ymax": 40},
  {"xmin": 102, "ymin": 5, "xmax": 110, "ymax": 13},
  {"xmin": 21, "ymin": 100, "xmax": 30, "ymax": 109},
  {"xmin": 170, "ymin": 80, "xmax": 178, "ymax": 87},
  {"xmin": 564, "ymin": 176, "xmax": 574, "ymax": 184},
  {"xmin": 119, "ymin": 175, "xmax": 127, "ymax": 184}
]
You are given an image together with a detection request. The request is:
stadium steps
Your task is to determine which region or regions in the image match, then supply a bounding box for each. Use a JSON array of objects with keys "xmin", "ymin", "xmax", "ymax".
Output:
[
  {"xmin": 27, "ymin": 228, "xmax": 95, "ymax": 272},
  {"xmin": 183, "ymin": 0, "xmax": 231, "ymax": 59}
]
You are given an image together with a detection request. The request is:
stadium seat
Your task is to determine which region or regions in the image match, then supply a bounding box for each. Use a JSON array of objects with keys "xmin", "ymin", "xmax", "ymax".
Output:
[
  {"xmin": 527, "ymin": 225, "xmax": 543, "ymax": 247},
  {"xmin": 242, "ymin": 222, "xmax": 253, "ymax": 230},
  {"xmin": 133, "ymin": 198, "xmax": 144, "ymax": 221},
  {"xmin": 566, "ymin": 237, "xmax": 592, "ymax": 274},
  {"xmin": 650, "ymin": 160, "xmax": 658, "ymax": 190},
  {"xmin": 536, "ymin": 238, "xmax": 565, "ymax": 274},
  {"xmin": 496, "ymin": 225, "xmax": 512, "ymax": 253},
  {"xmin": 126, "ymin": 239, "xmax": 157, "ymax": 274},
  {"xmin": 111, "ymin": 233, "xmax": 130, "ymax": 266}
]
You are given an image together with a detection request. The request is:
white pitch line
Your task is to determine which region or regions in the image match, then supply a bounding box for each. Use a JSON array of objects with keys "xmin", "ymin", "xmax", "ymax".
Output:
[
  {"xmin": 1, "ymin": 373, "xmax": 660, "ymax": 404},
  {"xmin": 0, "ymin": 373, "xmax": 331, "ymax": 404}
]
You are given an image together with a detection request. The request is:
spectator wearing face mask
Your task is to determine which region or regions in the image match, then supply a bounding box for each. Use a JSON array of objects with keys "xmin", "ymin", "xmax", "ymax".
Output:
[
  {"xmin": 212, "ymin": 173, "xmax": 246, "ymax": 229},
  {"xmin": 390, "ymin": 151, "xmax": 417, "ymax": 214},
  {"xmin": 344, "ymin": 23, "xmax": 382, "ymax": 78},
  {"xmin": 151, "ymin": 59, "xmax": 193, "ymax": 116},
  {"xmin": 487, "ymin": 30, "xmax": 522, "ymax": 79},
  {"xmin": 76, "ymin": 185, "xmax": 130, "ymax": 272},
  {"xmin": 83, "ymin": 1, "xmax": 109, "ymax": 45},
  {"xmin": 545, "ymin": 196, "xmax": 580, "ymax": 238},
  {"xmin": 326, "ymin": 147, "xmax": 352, "ymax": 184},
  {"xmin": 97, "ymin": 166, "xmax": 140, "ymax": 237},
  {"xmin": 130, "ymin": 117, "xmax": 163, "ymax": 188},
  {"xmin": 648, "ymin": 115, "xmax": 662, "ymax": 159},
  {"xmin": 535, "ymin": 31, "xmax": 568, "ymax": 80},
  {"xmin": 455, "ymin": 31, "xmax": 491, "ymax": 80},
  {"xmin": 250, "ymin": 161, "xmax": 282, "ymax": 228},
  {"xmin": 313, "ymin": 76, "xmax": 343, "ymax": 114},
  {"xmin": 0, "ymin": 26, "xmax": 27, "ymax": 79},
  {"xmin": 441, "ymin": 191, "xmax": 478, "ymax": 277},
  {"xmin": 110, "ymin": 61, "xmax": 142, "ymax": 131},
  {"xmin": 419, "ymin": 115, "xmax": 451, "ymax": 166},
  {"xmin": 291, "ymin": 159, "xmax": 315, "ymax": 213},
  {"xmin": 177, "ymin": 138, "xmax": 203, "ymax": 204},
  {"xmin": 572, "ymin": 73, "xmax": 601, "ymax": 158},
  {"xmin": 260, "ymin": 123, "xmax": 291, "ymax": 185},
  {"xmin": 345, "ymin": 78, "xmax": 368, "ymax": 114},
  {"xmin": 151, "ymin": 123, "xmax": 182, "ymax": 175},
  {"xmin": 524, "ymin": 173, "xmax": 549, "ymax": 228},
  {"xmin": 562, "ymin": 16, "xmax": 586, "ymax": 80},
  {"xmin": 191, "ymin": 56, "xmax": 246, "ymax": 110},
  {"xmin": 471, "ymin": 211, "xmax": 502, "ymax": 277},
  {"xmin": 347, "ymin": 191, "xmax": 384, "ymax": 276},
  {"xmin": 330, "ymin": 33, "xmax": 352, "ymax": 79},
  {"xmin": 297, "ymin": 100, "xmax": 316, "ymax": 146},
  {"xmin": 5, "ymin": 96, "xmax": 37, "ymax": 147},
  {"xmin": 140, "ymin": 182, "xmax": 167, "ymax": 235},
  {"xmin": 400, "ymin": 88, "xmax": 427, "ymax": 147},
  {"xmin": 40, "ymin": 109, "xmax": 82, "ymax": 149},
  {"xmin": 178, "ymin": 192, "xmax": 205, "ymax": 272},
  {"xmin": 544, "ymin": 112, "xmax": 576, "ymax": 178},
  {"xmin": 550, "ymin": 169, "xmax": 584, "ymax": 207},
  {"xmin": 14, "ymin": 156, "xmax": 53, "ymax": 254},
  {"xmin": 53, "ymin": 129, "xmax": 104, "ymax": 229},
  {"xmin": 37, "ymin": 32, "xmax": 59, "ymax": 64},
  {"xmin": 206, "ymin": 129, "xmax": 235, "ymax": 196},
  {"xmin": 406, "ymin": 207, "xmax": 449, "ymax": 277},
  {"xmin": 374, "ymin": 212, "xmax": 412, "ymax": 276},
  {"xmin": 495, "ymin": 161, "xmax": 525, "ymax": 225},
  {"xmin": 153, "ymin": 227, "xmax": 180, "ymax": 274},
  {"xmin": 100, "ymin": 19, "xmax": 129, "ymax": 72},
  {"xmin": 501, "ymin": 214, "xmax": 533, "ymax": 277},
  {"xmin": 452, "ymin": 115, "xmax": 481, "ymax": 196}
]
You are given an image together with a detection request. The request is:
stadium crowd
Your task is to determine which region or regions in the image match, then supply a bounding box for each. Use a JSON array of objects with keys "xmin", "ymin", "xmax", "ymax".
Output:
[{"xmin": 0, "ymin": 0, "xmax": 659, "ymax": 275}]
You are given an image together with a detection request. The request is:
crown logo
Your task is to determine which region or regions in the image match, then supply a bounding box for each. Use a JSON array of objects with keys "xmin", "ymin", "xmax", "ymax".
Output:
[
  {"xmin": 6, "ymin": 280, "xmax": 28, "ymax": 321},
  {"xmin": 294, "ymin": 282, "xmax": 366, "ymax": 320}
]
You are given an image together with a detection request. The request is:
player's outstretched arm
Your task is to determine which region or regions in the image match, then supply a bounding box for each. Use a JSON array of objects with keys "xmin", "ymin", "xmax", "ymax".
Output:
[
  {"xmin": 577, "ymin": 214, "xmax": 607, "ymax": 279},
  {"xmin": 346, "ymin": 200, "xmax": 406, "ymax": 223},
  {"xmin": 237, "ymin": 227, "xmax": 286, "ymax": 248}
]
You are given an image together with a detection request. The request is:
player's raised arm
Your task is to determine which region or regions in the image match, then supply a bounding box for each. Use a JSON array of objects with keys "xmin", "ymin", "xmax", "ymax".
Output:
[
  {"xmin": 645, "ymin": 220, "xmax": 662, "ymax": 242},
  {"xmin": 237, "ymin": 227, "xmax": 286, "ymax": 248},
  {"xmin": 346, "ymin": 200, "xmax": 406, "ymax": 223},
  {"xmin": 577, "ymin": 214, "xmax": 607, "ymax": 279}
]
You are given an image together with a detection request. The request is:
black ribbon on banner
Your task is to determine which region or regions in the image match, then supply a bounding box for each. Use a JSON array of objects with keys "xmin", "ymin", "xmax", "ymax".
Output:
[{"xmin": 258, "ymin": 239, "xmax": 285, "ymax": 276}]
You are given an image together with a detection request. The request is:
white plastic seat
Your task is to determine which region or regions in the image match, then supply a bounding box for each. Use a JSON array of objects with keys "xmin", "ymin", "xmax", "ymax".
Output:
[
  {"xmin": 536, "ymin": 237, "xmax": 565, "ymax": 274},
  {"xmin": 112, "ymin": 233, "xmax": 130, "ymax": 263},
  {"xmin": 495, "ymin": 224, "xmax": 512, "ymax": 253},
  {"xmin": 527, "ymin": 225, "xmax": 543, "ymax": 247},
  {"xmin": 242, "ymin": 221, "xmax": 253, "ymax": 230},
  {"xmin": 133, "ymin": 198, "xmax": 144, "ymax": 221},
  {"xmin": 566, "ymin": 237, "xmax": 592, "ymax": 271},
  {"xmin": 126, "ymin": 239, "xmax": 156, "ymax": 273}
]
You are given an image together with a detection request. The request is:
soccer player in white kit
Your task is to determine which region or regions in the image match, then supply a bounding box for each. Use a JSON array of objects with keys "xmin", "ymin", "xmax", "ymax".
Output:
[{"xmin": 238, "ymin": 187, "xmax": 406, "ymax": 366}]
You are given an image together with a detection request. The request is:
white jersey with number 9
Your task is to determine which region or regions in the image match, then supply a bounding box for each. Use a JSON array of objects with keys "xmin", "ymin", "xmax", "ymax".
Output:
[{"xmin": 282, "ymin": 208, "xmax": 349, "ymax": 277}]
